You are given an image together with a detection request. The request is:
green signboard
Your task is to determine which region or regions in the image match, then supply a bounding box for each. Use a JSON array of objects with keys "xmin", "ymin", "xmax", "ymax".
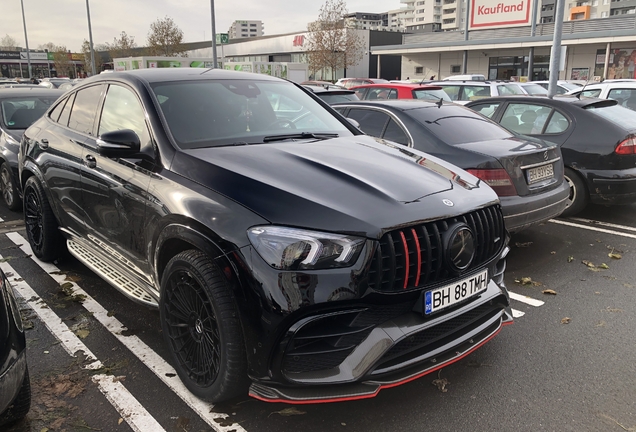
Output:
[{"xmin": 215, "ymin": 33, "xmax": 229, "ymax": 44}]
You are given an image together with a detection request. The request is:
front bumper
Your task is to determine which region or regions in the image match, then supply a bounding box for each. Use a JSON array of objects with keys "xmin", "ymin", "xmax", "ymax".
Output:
[
  {"xmin": 500, "ymin": 180, "xmax": 569, "ymax": 232},
  {"xmin": 245, "ymin": 247, "xmax": 512, "ymax": 404},
  {"xmin": 583, "ymin": 167, "xmax": 636, "ymax": 205}
]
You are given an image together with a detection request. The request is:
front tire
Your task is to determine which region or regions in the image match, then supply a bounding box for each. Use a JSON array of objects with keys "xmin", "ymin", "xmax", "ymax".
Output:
[
  {"xmin": 561, "ymin": 167, "xmax": 589, "ymax": 217},
  {"xmin": 160, "ymin": 250, "xmax": 248, "ymax": 402},
  {"xmin": 0, "ymin": 163, "xmax": 21, "ymax": 211},
  {"xmin": 0, "ymin": 368, "xmax": 31, "ymax": 427},
  {"xmin": 23, "ymin": 176, "xmax": 64, "ymax": 261}
]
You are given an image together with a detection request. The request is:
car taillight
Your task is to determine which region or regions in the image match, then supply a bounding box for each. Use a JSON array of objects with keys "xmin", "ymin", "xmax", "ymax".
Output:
[
  {"xmin": 467, "ymin": 169, "xmax": 517, "ymax": 197},
  {"xmin": 615, "ymin": 136, "xmax": 636, "ymax": 155}
]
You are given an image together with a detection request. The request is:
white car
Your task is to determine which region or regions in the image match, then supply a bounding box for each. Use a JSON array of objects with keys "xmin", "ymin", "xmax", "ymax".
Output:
[
  {"xmin": 441, "ymin": 74, "xmax": 486, "ymax": 81},
  {"xmin": 532, "ymin": 80, "xmax": 582, "ymax": 95},
  {"xmin": 564, "ymin": 80, "xmax": 636, "ymax": 110},
  {"xmin": 432, "ymin": 80, "xmax": 526, "ymax": 104}
]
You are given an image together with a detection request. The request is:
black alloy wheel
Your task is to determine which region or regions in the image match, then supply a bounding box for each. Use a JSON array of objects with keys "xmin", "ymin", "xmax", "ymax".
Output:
[
  {"xmin": 0, "ymin": 163, "xmax": 21, "ymax": 211},
  {"xmin": 23, "ymin": 176, "xmax": 63, "ymax": 261},
  {"xmin": 0, "ymin": 369, "xmax": 31, "ymax": 427},
  {"xmin": 160, "ymin": 250, "xmax": 248, "ymax": 402},
  {"xmin": 561, "ymin": 167, "xmax": 589, "ymax": 217}
]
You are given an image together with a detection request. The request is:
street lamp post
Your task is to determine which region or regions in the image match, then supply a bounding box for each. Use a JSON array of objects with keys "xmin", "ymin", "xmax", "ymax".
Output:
[
  {"xmin": 85, "ymin": 0, "xmax": 97, "ymax": 76},
  {"xmin": 210, "ymin": 0, "xmax": 218, "ymax": 68},
  {"xmin": 20, "ymin": 0, "xmax": 32, "ymax": 79}
]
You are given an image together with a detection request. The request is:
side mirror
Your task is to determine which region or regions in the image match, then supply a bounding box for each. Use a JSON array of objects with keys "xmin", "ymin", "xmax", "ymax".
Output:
[
  {"xmin": 97, "ymin": 129, "xmax": 141, "ymax": 157},
  {"xmin": 346, "ymin": 118, "xmax": 360, "ymax": 129}
]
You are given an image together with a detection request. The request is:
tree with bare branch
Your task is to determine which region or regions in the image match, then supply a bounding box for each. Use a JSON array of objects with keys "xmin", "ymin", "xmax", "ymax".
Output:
[
  {"xmin": 147, "ymin": 17, "xmax": 187, "ymax": 57},
  {"xmin": 106, "ymin": 31, "xmax": 138, "ymax": 59},
  {"xmin": 51, "ymin": 45, "xmax": 73, "ymax": 77},
  {"xmin": 304, "ymin": 0, "xmax": 364, "ymax": 82},
  {"xmin": 0, "ymin": 35, "xmax": 19, "ymax": 50}
]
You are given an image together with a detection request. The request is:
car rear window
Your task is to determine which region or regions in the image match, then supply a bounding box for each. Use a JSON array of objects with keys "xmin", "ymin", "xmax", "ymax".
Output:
[
  {"xmin": 412, "ymin": 89, "xmax": 452, "ymax": 101},
  {"xmin": 521, "ymin": 84, "xmax": 549, "ymax": 96},
  {"xmin": 408, "ymin": 105, "xmax": 513, "ymax": 144},
  {"xmin": 316, "ymin": 93, "xmax": 359, "ymax": 104},
  {"xmin": 585, "ymin": 103, "xmax": 636, "ymax": 130},
  {"xmin": 497, "ymin": 84, "xmax": 524, "ymax": 95}
]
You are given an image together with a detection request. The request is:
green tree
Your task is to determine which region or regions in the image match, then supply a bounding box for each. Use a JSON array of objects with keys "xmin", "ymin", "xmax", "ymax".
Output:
[
  {"xmin": 304, "ymin": 0, "xmax": 364, "ymax": 81},
  {"xmin": 147, "ymin": 17, "xmax": 187, "ymax": 57}
]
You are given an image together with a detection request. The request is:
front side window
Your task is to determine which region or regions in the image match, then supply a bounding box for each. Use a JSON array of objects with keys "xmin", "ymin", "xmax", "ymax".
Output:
[
  {"xmin": 98, "ymin": 85, "xmax": 150, "ymax": 145},
  {"xmin": 68, "ymin": 85, "xmax": 104, "ymax": 134},
  {"xmin": 501, "ymin": 103, "xmax": 553, "ymax": 135},
  {"xmin": 152, "ymin": 79, "xmax": 352, "ymax": 149}
]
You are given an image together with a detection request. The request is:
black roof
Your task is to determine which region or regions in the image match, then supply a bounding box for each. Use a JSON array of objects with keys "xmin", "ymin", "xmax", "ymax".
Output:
[
  {"xmin": 464, "ymin": 95, "xmax": 616, "ymax": 109},
  {"xmin": 88, "ymin": 68, "xmax": 284, "ymax": 85},
  {"xmin": 0, "ymin": 88, "xmax": 65, "ymax": 98}
]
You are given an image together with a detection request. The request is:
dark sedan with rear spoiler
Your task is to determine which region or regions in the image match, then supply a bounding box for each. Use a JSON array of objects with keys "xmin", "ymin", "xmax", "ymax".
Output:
[
  {"xmin": 333, "ymin": 99, "xmax": 569, "ymax": 232},
  {"xmin": 466, "ymin": 96, "xmax": 636, "ymax": 216}
]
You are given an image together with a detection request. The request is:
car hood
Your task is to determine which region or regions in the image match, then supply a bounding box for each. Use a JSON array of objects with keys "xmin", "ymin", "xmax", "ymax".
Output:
[{"xmin": 175, "ymin": 135, "xmax": 497, "ymax": 237}]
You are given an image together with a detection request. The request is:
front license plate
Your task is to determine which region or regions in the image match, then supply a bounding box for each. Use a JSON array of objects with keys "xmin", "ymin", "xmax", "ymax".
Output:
[
  {"xmin": 527, "ymin": 163, "xmax": 554, "ymax": 184},
  {"xmin": 424, "ymin": 269, "xmax": 489, "ymax": 315}
]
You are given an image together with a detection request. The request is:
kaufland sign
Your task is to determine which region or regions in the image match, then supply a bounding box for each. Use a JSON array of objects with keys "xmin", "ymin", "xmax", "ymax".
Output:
[{"xmin": 470, "ymin": 0, "xmax": 531, "ymax": 29}]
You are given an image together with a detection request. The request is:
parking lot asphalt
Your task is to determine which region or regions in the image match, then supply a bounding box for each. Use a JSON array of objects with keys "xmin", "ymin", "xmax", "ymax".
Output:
[{"xmin": 2, "ymin": 202, "xmax": 636, "ymax": 432}]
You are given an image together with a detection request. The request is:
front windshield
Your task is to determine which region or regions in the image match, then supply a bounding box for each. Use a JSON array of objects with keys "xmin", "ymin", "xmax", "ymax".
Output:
[
  {"xmin": 152, "ymin": 79, "xmax": 353, "ymax": 149},
  {"xmin": 412, "ymin": 88, "xmax": 452, "ymax": 101},
  {"xmin": 1, "ymin": 96, "xmax": 60, "ymax": 129}
]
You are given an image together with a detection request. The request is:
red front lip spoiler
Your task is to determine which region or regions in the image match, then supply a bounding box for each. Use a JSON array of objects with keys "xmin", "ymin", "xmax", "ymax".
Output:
[{"xmin": 249, "ymin": 318, "xmax": 513, "ymax": 404}]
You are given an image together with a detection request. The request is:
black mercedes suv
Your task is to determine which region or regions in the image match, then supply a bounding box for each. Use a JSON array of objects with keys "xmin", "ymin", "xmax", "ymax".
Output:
[{"xmin": 19, "ymin": 68, "xmax": 512, "ymax": 403}]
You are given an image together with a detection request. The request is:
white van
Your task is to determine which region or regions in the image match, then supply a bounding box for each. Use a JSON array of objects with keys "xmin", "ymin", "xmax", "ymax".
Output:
[{"xmin": 442, "ymin": 74, "xmax": 486, "ymax": 81}]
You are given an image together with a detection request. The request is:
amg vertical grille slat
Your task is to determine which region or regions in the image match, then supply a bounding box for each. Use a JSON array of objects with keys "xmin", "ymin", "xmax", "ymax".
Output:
[
  {"xmin": 385, "ymin": 233, "xmax": 397, "ymax": 291},
  {"xmin": 367, "ymin": 205, "xmax": 504, "ymax": 292}
]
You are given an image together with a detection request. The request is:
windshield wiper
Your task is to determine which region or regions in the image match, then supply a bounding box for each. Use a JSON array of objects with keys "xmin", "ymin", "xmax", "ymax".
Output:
[{"xmin": 263, "ymin": 132, "xmax": 339, "ymax": 143}]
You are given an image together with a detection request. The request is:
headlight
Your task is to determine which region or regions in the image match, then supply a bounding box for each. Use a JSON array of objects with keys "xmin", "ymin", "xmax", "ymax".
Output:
[{"xmin": 247, "ymin": 226, "xmax": 365, "ymax": 270}]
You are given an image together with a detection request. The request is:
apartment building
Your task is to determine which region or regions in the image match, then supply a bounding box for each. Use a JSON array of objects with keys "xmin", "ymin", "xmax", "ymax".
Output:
[
  {"xmin": 387, "ymin": 0, "xmax": 445, "ymax": 31},
  {"xmin": 228, "ymin": 20, "xmax": 264, "ymax": 40}
]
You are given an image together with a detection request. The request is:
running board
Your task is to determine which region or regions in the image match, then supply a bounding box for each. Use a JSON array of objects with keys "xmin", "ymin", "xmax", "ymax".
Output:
[{"xmin": 67, "ymin": 240, "xmax": 158, "ymax": 307}]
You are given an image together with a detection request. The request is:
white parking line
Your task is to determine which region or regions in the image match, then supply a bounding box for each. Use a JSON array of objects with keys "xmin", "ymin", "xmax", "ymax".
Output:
[
  {"xmin": 0, "ymin": 256, "xmax": 165, "ymax": 432},
  {"xmin": 6, "ymin": 232, "xmax": 246, "ymax": 432},
  {"xmin": 508, "ymin": 291, "xmax": 545, "ymax": 307},
  {"xmin": 92, "ymin": 375, "xmax": 166, "ymax": 432},
  {"xmin": 568, "ymin": 217, "xmax": 636, "ymax": 233},
  {"xmin": 511, "ymin": 308, "xmax": 525, "ymax": 318},
  {"xmin": 550, "ymin": 219, "xmax": 636, "ymax": 240}
]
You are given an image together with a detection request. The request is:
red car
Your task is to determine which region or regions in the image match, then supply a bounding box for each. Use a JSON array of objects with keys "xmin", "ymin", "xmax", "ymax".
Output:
[{"xmin": 351, "ymin": 83, "xmax": 451, "ymax": 102}]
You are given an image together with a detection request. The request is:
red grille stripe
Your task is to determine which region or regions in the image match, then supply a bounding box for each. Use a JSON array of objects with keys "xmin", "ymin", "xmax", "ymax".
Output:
[
  {"xmin": 400, "ymin": 231, "xmax": 409, "ymax": 289},
  {"xmin": 411, "ymin": 228, "xmax": 421, "ymax": 286}
]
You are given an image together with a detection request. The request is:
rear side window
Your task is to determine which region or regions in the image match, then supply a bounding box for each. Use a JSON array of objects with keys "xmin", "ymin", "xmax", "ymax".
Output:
[
  {"xmin": 49, "ymin": 98, "xmax": 67, "ymax": 122},
  {"xmin": 463, "ymin": 85, "xmax": 491, "ymax": 100},
  {"xmin": 581, "ymin": 89, "xmax": 602, "ymax": 98},
  {"xmin": 544, "ymin": 111, "xmax": 570, "ymax": 134},
  {"xmin": 365, "ymin": 88, "xmax": 395, "ymax": 100},
  {"xmin": 501, "ymin": 103, "xmax": 553, "ymax": 135},
  {"xmin": 439, "ymin": 85, "xmax": 460, "ymax": 101},
  {"xmin": 57, "ymin": 93, "xmax": 75, "ymax": 127},
  {"xmin": 469, "ymin": 102, "xmax": 500, "ymax": 118},
  {"xmin": 497, "ymin": 84, "xmax": 524, "ymax": 95},
  {"xmin": 607, "ymin": 88, "xmax": 636, "ymax": 109},
  {"xmin": 68, "ymin": 85, "xmax": 104, "ymax": 134},
  {"xmin": 412, "ymin": 89, "xmax": 451, "ymax": 101},
  {"xmin": 346, "ymin": 109, "xmax": 390, "ymax": 137}
]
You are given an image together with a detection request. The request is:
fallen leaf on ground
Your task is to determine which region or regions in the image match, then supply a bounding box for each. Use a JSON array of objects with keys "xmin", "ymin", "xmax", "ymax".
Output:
[
  {"xmin": 74, "ymin": 329, "xmax": 89, "ymax": 339},
  {"xmin": 605, "ymin": 307, "xmax": 623, "ymax": 313},
  {"xmin": 550, "ymin": 251, "xmax": 556, "ymax": 255},
  {"xmin": 118, "ymin": 418, "xmax": 124, "ymax": 425},
  {"xmin": 567, "ymin": 256, "xmax": 574, "ymax": 263},
  {"xmin": 515, "ymin": 242, "xmax": 533, "ymax": 248},
  {"xmin": 561, "ymin": 317, "xmax": 571, "ymax": 324},
  {"xmin": 270, "ymin": 407, "xmax": 306, "ymax": 417},
  {"xmin": 582, "ymin": 260, "xmax": 595, "ymax": 268},
  {"xmin": 596, "ymin": 321, "xmax": 606, "ymax": 327},
  {"xmin": 542, "ymin": 289, "xmax": 557, "ymax": 295},
  {"xmin": 608, "ymin": 252, "xmax": 622, "ymax": 259},
  {"xmin": 514, "ymin": 277, "xmax": 542, "ymax": 286},
  {"xmin": 598, "ymin": 263, "xmax": 610, "ymax": 269},
  {"xmin": 432, "ymin": 377, "xmax": 450, "ymax": 392}
]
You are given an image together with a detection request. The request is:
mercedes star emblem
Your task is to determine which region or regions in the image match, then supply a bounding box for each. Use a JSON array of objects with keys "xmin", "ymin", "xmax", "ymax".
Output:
[{"xmin": 443, "ymin": 199, "xmax": 454, "ymax": 207}]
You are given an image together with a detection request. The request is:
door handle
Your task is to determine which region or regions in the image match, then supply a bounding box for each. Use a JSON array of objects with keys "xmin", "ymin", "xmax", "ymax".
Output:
[
  {"xmin": 39, "ymin": 138, "xmax": 49, "ymax": 149},
  {"xmin": 84, "ymin": 154, "xmax": 96, "ymax": 169}
]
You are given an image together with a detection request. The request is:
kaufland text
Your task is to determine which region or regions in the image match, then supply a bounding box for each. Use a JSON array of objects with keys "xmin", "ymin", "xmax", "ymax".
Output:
[{"xmin": 477, "ymin": 1, "xmax": 524, "ymax": 14}]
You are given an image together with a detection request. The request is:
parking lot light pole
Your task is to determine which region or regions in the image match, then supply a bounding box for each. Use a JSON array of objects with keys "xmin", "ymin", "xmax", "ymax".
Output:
[
  {"xmin": 547, "ymin": 0, "xmax": 566, "ymax": 98},
  {"xmin": 210, "ymin": 0, "xmax": 218, "ymax": 68},
  {"xmin": 20, "ymin": 0, "xmax": 32, "ymax": 79},
  {"xmin": 85, "ymin": 0, "xmax": 97, "ymax": 76}
]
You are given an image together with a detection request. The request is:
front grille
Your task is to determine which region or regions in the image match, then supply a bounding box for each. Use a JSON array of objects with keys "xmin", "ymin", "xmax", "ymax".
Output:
[{"xmin": 367, "ymin": 205, "xmax": 505, "ymax": 292}]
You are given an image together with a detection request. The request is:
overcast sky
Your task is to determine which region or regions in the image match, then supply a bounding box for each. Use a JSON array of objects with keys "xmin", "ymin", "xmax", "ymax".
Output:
[{"xmin": 2, "ymin": 0, "xmax": 399, "ymax": 52}]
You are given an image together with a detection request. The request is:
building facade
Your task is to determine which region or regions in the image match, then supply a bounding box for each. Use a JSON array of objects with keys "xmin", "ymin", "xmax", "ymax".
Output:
[
  {"xmin": 0, "ymin": 50, "xmax": 85, "ymax": 79},
  {"xmin": 228, "ymin": 20, "xmax": 265, "ymax": 40}
]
